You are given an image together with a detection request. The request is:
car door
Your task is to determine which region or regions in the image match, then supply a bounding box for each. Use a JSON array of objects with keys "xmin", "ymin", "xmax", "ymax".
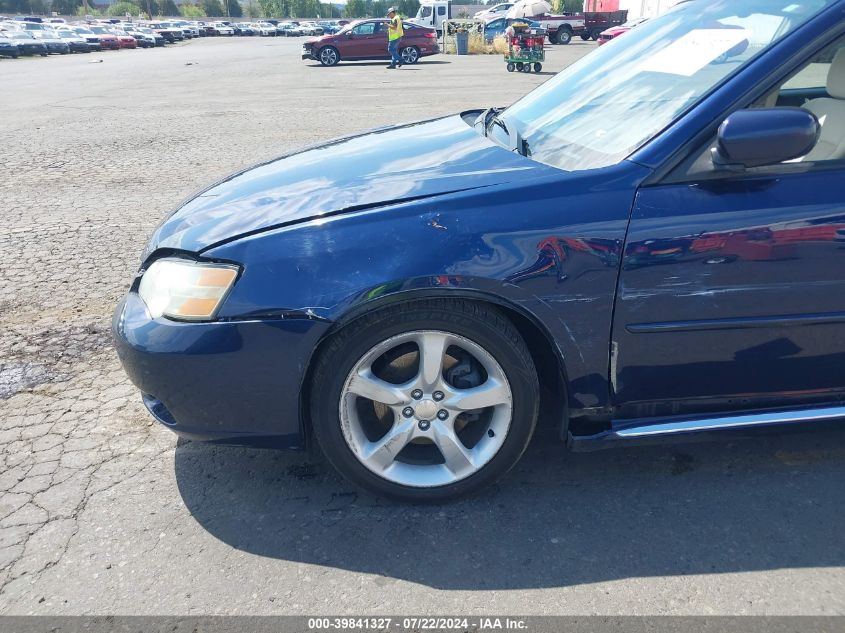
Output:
[
  {"xmin": 370, "ymin": 21, "xmax": 389, "ymax": 58},
  {"xmin": 343, "ymin": 21, "xmax": 381, "ymax": 59},
  {"xmin": 611, "ymin": 37, "xmax": 845, "ymax": 420}
]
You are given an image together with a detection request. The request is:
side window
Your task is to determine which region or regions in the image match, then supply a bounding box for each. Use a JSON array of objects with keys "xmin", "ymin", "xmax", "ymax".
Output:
[
  {"xmin": 353, "ymin": 22, "xmax": 376, "ymax": 36},
  {"xmin": 438, "ymin": 6, "xmax": 446, "ymax": 15},
  {"xmin": 421, "ymin": 6, "xmax": 432, "ymax": 18},
  {"xmin": 761, "ymin": 39, "xmax": 845, "ymax": 164},
  {"xmin": 489, "ymin": 19, "xmax": 503, "ymax": 30},
  {"xmin": 679, "ymin": 37, "xmax": 845, "ymax": 179}
]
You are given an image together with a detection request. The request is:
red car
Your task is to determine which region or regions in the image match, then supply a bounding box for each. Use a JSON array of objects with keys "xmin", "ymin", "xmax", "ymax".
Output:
[
  {"xmin": 87, "ymin": 25, "xmax": 121, "ymax": 50},
  {"xmin": 110, "ymin": 29, "xmax": 139, "ymax": 49},
  {"xmin": 597, "ymin": 17, "xmax": 647, "ymax": 45},
  {"xmin": 301, "ymin": 19, "xmax": 439, "ymax": 67}
]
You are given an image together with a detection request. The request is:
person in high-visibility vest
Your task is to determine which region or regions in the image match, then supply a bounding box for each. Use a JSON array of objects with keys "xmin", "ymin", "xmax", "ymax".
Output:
[{"xmin": 386, "ymin": 7, "xmax": 404, "ymax": 69}]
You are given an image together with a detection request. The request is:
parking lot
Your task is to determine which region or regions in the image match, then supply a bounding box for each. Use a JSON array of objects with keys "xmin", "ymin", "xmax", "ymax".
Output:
[{"xmin": 1, "ymin": 35, "xmax": 845, "ymax": 615}]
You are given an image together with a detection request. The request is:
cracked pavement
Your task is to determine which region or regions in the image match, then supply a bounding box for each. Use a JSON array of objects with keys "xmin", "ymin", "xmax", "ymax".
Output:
[{"xmin": 1, "ymin": 37, "xmax": 844, "ymax": 616}]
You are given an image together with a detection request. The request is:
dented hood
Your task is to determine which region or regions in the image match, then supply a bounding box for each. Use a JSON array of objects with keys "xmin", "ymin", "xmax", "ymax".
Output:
[{"xmin": 147, "ymin": 114, "xmax": 550, "ymax": 254}]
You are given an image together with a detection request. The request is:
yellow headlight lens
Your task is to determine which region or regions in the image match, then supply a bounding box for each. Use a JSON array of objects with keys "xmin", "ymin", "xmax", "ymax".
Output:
[{"xmin": 138, "ymin": 258, "xmax": 239, "ymax": 321}]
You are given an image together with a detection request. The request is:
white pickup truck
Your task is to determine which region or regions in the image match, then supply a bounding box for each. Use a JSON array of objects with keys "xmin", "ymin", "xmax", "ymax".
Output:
[{"xmin": 409, "ymin": 0, "xmax": 623, "ymax": 43}]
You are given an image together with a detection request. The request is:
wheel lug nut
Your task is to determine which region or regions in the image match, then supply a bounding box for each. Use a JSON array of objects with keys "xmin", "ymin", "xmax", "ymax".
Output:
[
  {"xmin": 402, "ymin": 407, "xmax": 414, "ymax": 418},
  {"xmin": 433, "ymin": 391, "xmax": 444, "ymax": 401},
  {"xmin": 411, "ymin": 389, "xmax": 423, "ymax": 400},
  {"xmin": 437, "ymin": 409, "xmax": 449, "ymax": 420},
  {"xmin": 418, "ymin": 419, "xmax": 430, "ymax": 431}
]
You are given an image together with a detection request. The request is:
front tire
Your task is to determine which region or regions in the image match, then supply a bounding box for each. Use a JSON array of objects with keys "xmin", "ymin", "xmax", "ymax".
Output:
[
  {"xmin": 555, "ymin": 28, "xmax": 572, "ymax": 45},
  {"xmin": 310, "ymin": 299, "xmax": 539, "ymax": 502},
  {"xmin": 319, "ymin": 46, "xmax": 339, "ymax": 66}
]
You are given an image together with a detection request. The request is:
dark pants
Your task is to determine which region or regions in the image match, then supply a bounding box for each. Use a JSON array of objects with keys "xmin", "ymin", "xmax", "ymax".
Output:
[{"xmin": 388, "ymin": 38, "xmax": 401, "ymax": 66}]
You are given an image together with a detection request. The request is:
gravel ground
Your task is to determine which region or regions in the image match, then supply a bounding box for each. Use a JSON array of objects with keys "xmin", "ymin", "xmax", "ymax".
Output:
[{"xmin": 1, "ymin": 36, "xmax": 844, "ymax": 616}]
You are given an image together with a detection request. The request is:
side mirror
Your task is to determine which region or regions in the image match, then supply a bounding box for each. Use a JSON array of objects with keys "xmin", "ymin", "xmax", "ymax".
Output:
[{"xmin": 712, "ymin": 107, "xmax": 820, "ymax": 170}]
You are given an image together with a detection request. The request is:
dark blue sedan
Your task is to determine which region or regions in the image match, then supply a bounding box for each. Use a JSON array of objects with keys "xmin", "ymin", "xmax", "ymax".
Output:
[{"xmin": 115, "ymin": 0, "xmax": 845, "ymax": 501}]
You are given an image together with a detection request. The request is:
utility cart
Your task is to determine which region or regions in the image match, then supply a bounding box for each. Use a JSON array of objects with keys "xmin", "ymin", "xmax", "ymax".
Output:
[{"xmin": 505, "ymin": 22, "xmax": 546, "ymax": 73}]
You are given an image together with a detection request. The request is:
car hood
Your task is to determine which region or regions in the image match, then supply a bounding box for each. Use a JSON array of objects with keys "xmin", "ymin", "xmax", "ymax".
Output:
[{"xmin": 148, "ymin": 114, "xmax": 555, "ymax": 254}]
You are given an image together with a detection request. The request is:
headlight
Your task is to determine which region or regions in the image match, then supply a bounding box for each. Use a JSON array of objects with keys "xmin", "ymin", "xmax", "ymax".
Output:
[{"xmin": 138, "ymin": 258, "xmax": 239, "ymax": 321}]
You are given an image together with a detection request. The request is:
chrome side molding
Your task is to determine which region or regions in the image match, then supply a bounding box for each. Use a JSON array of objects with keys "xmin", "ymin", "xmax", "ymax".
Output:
[
  {"xmin": 569, "ymin": 405, "xmax": 845, "ymax": 451},
  {"xmin": 615, "ymin": 405, "xmax": 845, "ymax": 437}
]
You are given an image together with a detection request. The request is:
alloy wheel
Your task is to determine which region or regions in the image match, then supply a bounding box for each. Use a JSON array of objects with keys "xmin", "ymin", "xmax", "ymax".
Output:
[
  {"xmin": 339, "ymin": 330, "xmax": 513, "ymax": 488},
  {"xmin": 320, "ymin": 47, "xmax": 338, "ymax": 66},
  {"xmin": 400, "ymin": 46, "xmax": 419, "ymax": 64}
]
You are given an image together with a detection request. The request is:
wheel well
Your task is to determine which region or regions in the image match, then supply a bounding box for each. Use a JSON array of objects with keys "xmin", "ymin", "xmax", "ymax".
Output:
[
  {"xmin": 300, "ymin": 295, "xmax": 569, "ymax": 446},
  {"xmin": 494, "ymin": 303, "xmax": 568, "ymax": 435}
]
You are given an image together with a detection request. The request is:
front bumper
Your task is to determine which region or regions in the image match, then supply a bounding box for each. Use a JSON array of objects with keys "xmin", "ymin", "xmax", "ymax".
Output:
[{"xmin": 113, "ymin": 292, "xmax": 331, "ymax": 447}]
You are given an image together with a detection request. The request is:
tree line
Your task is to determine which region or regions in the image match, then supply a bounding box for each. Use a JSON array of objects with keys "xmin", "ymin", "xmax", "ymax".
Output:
[{"xmin": 343, "ymin": 0, "xmax": 418, "ymax": 18}]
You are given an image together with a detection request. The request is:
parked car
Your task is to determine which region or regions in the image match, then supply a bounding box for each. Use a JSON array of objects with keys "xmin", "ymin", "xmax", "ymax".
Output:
[
  {"xmin": 148, "ymin": 22, "xmax": 182, "ymax": 42},
  {"xmin": 87, "ymin": 24, "xmax": 121, "ymax": 49},
  {"xmin": 484, "ymin": 17, "xmax": 542, "ymax": 43},
  {"xmin": 597, "ymin": 17, "xmax": 647, "ymax": 45},
  {"xmin": 55, "ymin": 30, "xmax": 91, "ymax": 53},
  {"xmin": 30, "ymin": 29, "xmax": 70, "ymax": 54},
  {"xmin": 17, "ymin": 20, "xmax": 52, "ymax": 32},
  {"xmin": 254, "ymin": 22, "xmax": 277, "ymax": 36},
  {"xmin": 117, "ymin": 0, "xmax": 845, "ymax": 502},
  {"xmin": 213, "ymin": 22, "xmax": 235, "ymax": 36},
  {"xmin": 124, "ymin": 27, "xmax": 156, "ymax": 47},
  {"xmin": 195, "ymin": 21, "xmax": 216, "ymax": 36},
  {"xmin": 0, "ymin": 33, "xmax": 19, "ymax": 57},
  {"xmin": 138, "ymin": 26, "xmax": 165, "ymax": 46},
  {"xmin": 302, "ymin": 19, "xmax": 439, "ymax": 66},
  {"xmin": 277, "ymin": 22, "xmax": 303, "ymax": 36},
  {"xmin": 109, "ymin": 29, "xmax": 138, "ymax": 49},
  {"xmin": 318, "ymin": 21, "xmax": 340, "ymax": 34},
  {"xmin": 4, "ymin": 30, "xmax": 47, "ymax": 55},
  {"xmin": 231, "ymin": 23, "xmax": 255, "ymax": 36},
  {"xmin": 474, "ymin": 2, "xmax": 514, "ymax": 20},
  {"xmin": 70, "ymin": 26, "xmax": 104, "ymax": 50},
  {"xmin": 172, "ymin": 20, "xmax": 199, "ymax": 37},
  {"xmin": 299, "ymin": 21, "xmax": 324, "ymax": 36}
]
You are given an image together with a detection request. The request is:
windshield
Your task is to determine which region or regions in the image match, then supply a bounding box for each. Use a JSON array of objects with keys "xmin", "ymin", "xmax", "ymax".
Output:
[{"xmin": 494, "ymin": 0, "xmax": 835, "ymax": 172}]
